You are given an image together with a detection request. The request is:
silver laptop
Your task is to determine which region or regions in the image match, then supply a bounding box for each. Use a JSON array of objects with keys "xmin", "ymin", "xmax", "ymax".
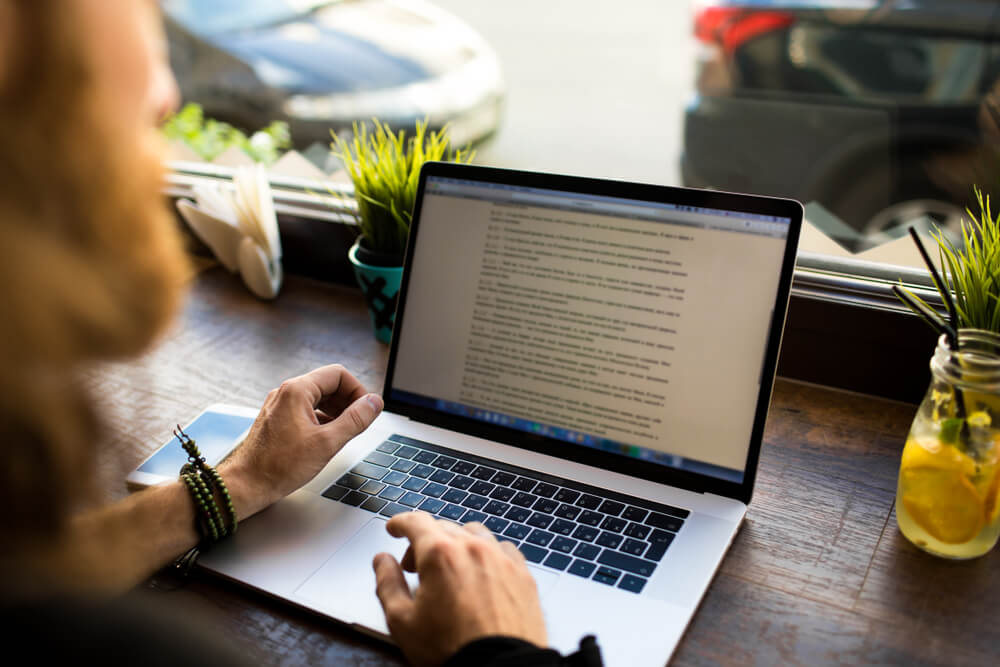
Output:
[{"xmin": 200, "ymin": 163, "xmax": 802, "ymax": 666}]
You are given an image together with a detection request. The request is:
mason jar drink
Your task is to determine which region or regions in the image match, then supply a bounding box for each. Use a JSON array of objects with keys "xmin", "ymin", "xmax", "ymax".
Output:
[{"xmin": 895, "ymin": 329, "xmax": 1000, "ymax": 559}]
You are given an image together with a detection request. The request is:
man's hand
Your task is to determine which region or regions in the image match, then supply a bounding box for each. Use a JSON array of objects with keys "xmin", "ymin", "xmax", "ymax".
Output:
[
  {"xmin": 373, "ymin": 512, "xmax": 548, "ymax": 667},
  {"xmin": 218, "ymin": 364, "xmax": 383, "ymax": 519}
]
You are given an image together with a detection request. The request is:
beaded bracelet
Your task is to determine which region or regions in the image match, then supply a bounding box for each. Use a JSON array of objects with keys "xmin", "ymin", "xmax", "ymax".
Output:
[{"xmin": 175, "ymin": 425, "xmax": 238, "ymax": 542}]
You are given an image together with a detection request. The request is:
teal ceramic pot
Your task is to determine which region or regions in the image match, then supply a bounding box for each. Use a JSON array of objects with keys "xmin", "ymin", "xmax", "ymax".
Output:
[{"xmin": 348, "ymin": 240, "xmax": 403, "ymax": 343}]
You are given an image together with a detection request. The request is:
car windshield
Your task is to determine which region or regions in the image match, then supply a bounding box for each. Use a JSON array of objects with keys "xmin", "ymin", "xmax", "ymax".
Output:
[{"xmin": 162, "ymin": 0, "xmax": 338, "ymax": 35}]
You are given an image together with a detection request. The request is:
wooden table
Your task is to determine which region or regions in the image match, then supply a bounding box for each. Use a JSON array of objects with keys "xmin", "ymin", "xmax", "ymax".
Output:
[{"xmin": 87, "ymin": 268, "xmax": 1000, "ymax": 666}]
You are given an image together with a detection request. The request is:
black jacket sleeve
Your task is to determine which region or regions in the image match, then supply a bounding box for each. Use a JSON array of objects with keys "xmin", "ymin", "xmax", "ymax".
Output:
[{"xmin": 445, "ymin": 635, "xmax": 603, "ymax": 667}]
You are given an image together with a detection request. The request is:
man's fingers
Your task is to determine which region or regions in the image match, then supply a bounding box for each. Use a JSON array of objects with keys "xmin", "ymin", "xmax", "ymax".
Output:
[
  {"xmin": 385, "ymin": 510, "xmax": 442, "ymax": 542},
  {"xmin": 400, "ymin": 544, "xmax": 417, "ymax": 572},
  {"xmin": 320, "ymin": 393, "xmax": 383, "ymax": 445},
  {"xmin": 298, "ymin": 364, "xmax": 369, "ymax": 407},
  {"xmin": 499, "ymin": 540, "xmax": 525, "ymax": 562},
  {"xmin": 373, "ymin": 553, "xmax": 414, "ymax": 629},
  {"xmin": 463, "ymin": 522, "xmax": 496, "ymax": 541}
]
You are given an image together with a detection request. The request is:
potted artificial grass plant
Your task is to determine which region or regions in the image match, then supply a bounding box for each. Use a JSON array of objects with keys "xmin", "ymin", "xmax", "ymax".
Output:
[{"xmin": 331, "ymin": 119, "xmax": 473, "ymax": 342}]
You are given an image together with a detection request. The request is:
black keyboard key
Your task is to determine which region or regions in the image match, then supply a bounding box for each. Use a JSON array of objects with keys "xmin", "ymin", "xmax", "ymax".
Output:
[
  {"xmin": 578, "ymin": 510, "xmax": 603, "ymax": 526},
  {"xmin": 394, "ymin": 445, "xmax": 419, "ymax": 459},
  {"xmin": 413, "ymin": 450, "xmax": 437, "ymax": 464},
  {"xmin": 618, "ymin": 574, "xmax": 647, "ymax": 594},
  {"xmin": 410, "ymin": 464, "xmax": 435, "ymax": 479},
  {"xmin": 621, "ymin": 539, "xmax": 648, "ymax": 557},
  {"xmin": 601, "ymin": 516, "xmax": 627, "ymax": 533},
  {"xmin": 423, "ymin": 482, "xmax": 448, "ymax": 498},
  {"xmin": 511, "ymin": 477, "xmax": 537, "ymax": 492},
  {"xmin": 649, "ymin": 529, "xmax": 675, "ymax": 546},
  {"xmin": 470, "ymin": 481, "xmax": 495, "ymax": 496},
  {"xmin": 491, "ymin": 472, "xmax": 516, "ymax": 486},
  {"xmin": 568, "ymin": 559, "xmax": 596, "ymax": 578},
  {"xmin": 449, "ymin": 475, "xmax": 474, "ymax": 490},
  {"xmin": 646, "ymin": 512, "xmax": 684, "ymax": 532},
  {"xmin": 519, "ymin": 544, "xmax": 547, "ymax": 563},
  {"xmin": 576, "ymin": 494, "xmax": 601, "ymax": 509},
  {"xmin": 505, "ymin": 506, "xmax": 531, "ymax": 523},
  {"xmin": 375, "ymin": 441, "xmax": 399, "ymax": 454},
  {"xmin": 461, "ymin": 510, "xmax": 488, "ymax": 524},
  {"xmin": 504, "ymin": 523, "xmax": 531, "ymax": 540},
  {"xmin": 622, "ymin": 506, "xmax": 648, "ymax": 522},
  {"xmin": 574, "ymin": 543, "xmax": 600, "ymax": 560},
  {"xmin": 572, "ymin": 525, "xmax": 599, "ymax": 542},
  {"xmin": 533, "ymin": 483, "xmax": 558, "ymax": 498},
  {"xmin": 364, "ymin": 451, "xmax": 398, "ymax": 468},
  {"xmin": 402, "ymin": 477, "xmax": 427, "ymax": 492},
  {"xmin": 439, "ymin": 504, "xmax": 465, "ymax": 521},
  {"xmin": 361, "ymin": 496, "xmax": 389, "ymax": 513},
  {"xmin": 624, "ymin": 523, "xmax": 651, "ymax": 540},
  {"xmin": 471, "ymin": 466, "xmax": 498, "ymax": 480},
  {"xmin": 360, "ymin": 480, "xmax": 386, "ymax": 495},
  {"xmin": 379, "ymin": 486, "xmax": 405, "ymax": 501},
  {"xmin": 400, "ymin": 492, "xmax": 426, "ymax": 508},
  {"xmin": 384, "ymin": 471, "xmax": 408, "ymax": 486},
  {"xmin": 485, "ymin": 516, "xmax": 509, "ymax": 533},
  {"xmin": 526, "ymin": 513, "xmax": 554, "ymax": 529},
  {"xmin": 419, "ymin": 498, "xmax": 446, "ymax": 514},
  {"xmin": 442, "ymin": 488, "xmax": 468, "ymax": 504},
  {"xmin": 550, "ymin": 519, "xmax": 576, "ymax": 536},
  {"xmin": 462, "ymin": 494, "xmax": 488, "ymax": 510},
  {"xmin": 596, "ymin": 532, "xmax": 624, "ymax": 549},
  {"xmin": 379, "ymin": 502, "xmax": 411, "ymax": 518},
  {"xmin": 554, "ymin": 504, "xmax": 581, "ymax": 520},
  {"xmin": 342, "ymin": 491, "xmax": 368, "ymax": 506},
  {"xmin": 544, "ymin": 552, "xmax": 572, "ymax": 571},
  {"xmin": 432, "ymin": 455, "xmax": 457, "ymax": 469},
  {"xmin": 526, "ymin": 529, "xmax": 555, "ymax": 547},
  {"xmin": 554, "ymin": 488, "xmax": 581, "ymax": 504},
  {"xmin": 550, "ymin": 536, "xmax": 578, "ymax": 554},
  {"xmin": 484, "ymin": 500, "xmax": 511, "ymax": 516},
  {"xmin": 390, "ymin": 459, "xmax": 417, "ymax": 473},
  {"xmin": 490, "ymin": 487, "xmax": 515, "ymax": 502},
  {"xmin": 598, "ymin": 500, "xmax": 625, "ymax": 516},
  {"xmin": 597, "ymin": 550, "xmax": 656, "ymax": 577},
  {"xmin": 512, "ymin": 492, "xmax": 538, "ymax": 508},
  {"xmin": 533, "ymin": 498, "xmax": 559, "ymax": 514},
  {"xmin": 321, "ymin": 485, "xmax": 350, "ymax": 501},
  {"xmin": 451, "ymin": 461, "xmax": 476, "ymax": 475},
  {"xmin": 336, "ymin": 473, "xmax": 367, "ymax": 490},
  {"xmin": 430, "ymin": 469, "xmax": 455, "ymax": 484},
  {"xmin": 645, "ymin": 533, "xmax": 674, "ymax": 561},
  {"xmin": 593, "ymin": 566, "xmax": 621, "ymax": 586}
]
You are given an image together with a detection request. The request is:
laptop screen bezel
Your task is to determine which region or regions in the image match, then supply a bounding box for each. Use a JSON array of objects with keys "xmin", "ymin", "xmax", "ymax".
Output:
[{"xmin": 381, "ymin": 161, "xmax": 802, "ymax": 505}]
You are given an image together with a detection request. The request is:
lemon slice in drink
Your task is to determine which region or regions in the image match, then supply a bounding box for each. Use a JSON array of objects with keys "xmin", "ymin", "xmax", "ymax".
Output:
[
  {"xmin": 900, "ymin": 438, "xmax": 977, "ymax": 476},
  {"xmin": 901, "ymin": 468, "xmax": 984, "ymax": 544},
  {"xmin": 899, "ymin": 439, "xmax": 984, "ymax": 544}
]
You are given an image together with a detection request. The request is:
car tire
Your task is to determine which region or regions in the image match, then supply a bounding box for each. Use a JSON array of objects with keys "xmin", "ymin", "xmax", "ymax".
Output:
[{"xmin": 823, "ymin": 157, "xmax": 968, "ymax": 239}]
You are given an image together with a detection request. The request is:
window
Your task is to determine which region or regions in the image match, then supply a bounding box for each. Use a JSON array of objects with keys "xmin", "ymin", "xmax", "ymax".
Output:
[{"xmin": 165, "ymin": 1, "xmax": 991, "ymax": 401}]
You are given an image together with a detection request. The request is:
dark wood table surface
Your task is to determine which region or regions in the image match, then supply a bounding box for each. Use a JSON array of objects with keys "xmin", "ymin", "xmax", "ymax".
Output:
[{"xmin": 85, "ymin": 268, "xmax": 1000, "ymax": 666}]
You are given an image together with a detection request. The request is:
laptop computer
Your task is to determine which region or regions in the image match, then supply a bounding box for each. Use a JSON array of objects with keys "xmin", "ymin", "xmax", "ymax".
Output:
[{"xmin": 199, "ymin": 162, "xmax": 802, "ymax": 666}]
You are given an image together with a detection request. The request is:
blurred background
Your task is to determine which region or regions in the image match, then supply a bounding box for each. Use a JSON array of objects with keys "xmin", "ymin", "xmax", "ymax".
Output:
[{"xmin": 163, "ymin": 0, "xmax": 1000, "ymax": 268}]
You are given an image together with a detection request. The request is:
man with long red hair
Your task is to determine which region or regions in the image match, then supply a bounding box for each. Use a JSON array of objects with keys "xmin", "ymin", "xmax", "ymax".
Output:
[{"xmin": 0, "ymin": 2, "xmax": 605, "ymax": 666}]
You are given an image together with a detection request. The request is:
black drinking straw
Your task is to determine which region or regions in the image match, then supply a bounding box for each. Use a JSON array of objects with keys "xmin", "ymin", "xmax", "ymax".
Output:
[
  {"xmin": 892, "ymin": 285, "xmax": 957, "ymax": 343},
  {"xmin": 908, "ymin": 227, "xmax": 960, "ymax": 348},
  {"xmin": 907, "ymin": 226, "xmax": 968, "ymax": 424}
]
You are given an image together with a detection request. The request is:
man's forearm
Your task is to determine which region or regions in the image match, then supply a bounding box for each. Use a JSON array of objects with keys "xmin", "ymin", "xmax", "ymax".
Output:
[{"xmin": 44, "ymin": 481, "xmax": 201, "ymax": 594}]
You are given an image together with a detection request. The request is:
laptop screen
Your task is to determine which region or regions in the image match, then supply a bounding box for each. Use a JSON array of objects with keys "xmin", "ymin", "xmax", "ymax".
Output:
[{"xmin": 386, "ymin": 165, "xmax": 799, "ymax": 495}]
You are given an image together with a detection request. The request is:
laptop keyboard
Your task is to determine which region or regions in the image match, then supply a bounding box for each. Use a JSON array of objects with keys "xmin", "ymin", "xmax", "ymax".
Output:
[{"xmin": 321, "ymin": 434, "xmax": 689, "ymax": 595}]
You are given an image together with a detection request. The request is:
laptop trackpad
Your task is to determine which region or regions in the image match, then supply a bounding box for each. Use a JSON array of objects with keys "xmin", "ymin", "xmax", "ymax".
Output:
[
  {"xmin": 295, "ymin": 517, "xmax": 417, "ymax": 634},
  {"xmin": 295, "ymin": 517, "xmax": 560, "ymax": 636}
]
